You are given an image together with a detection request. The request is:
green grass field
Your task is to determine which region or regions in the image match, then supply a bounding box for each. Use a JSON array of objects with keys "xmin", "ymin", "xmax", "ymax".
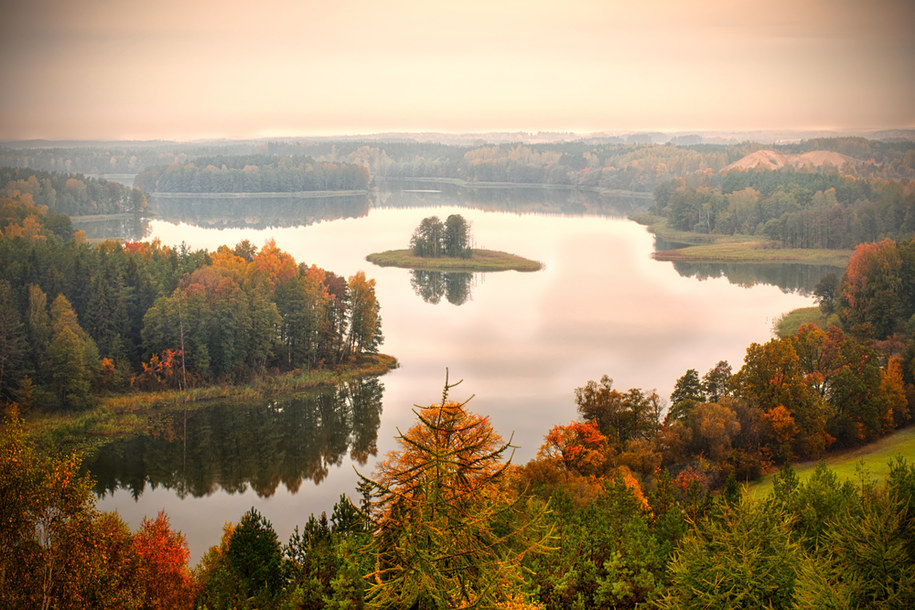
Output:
[
  {"xmin": 366, "ymin": 249, "xmax": 542, "ymax": 272},
  {"xmin": 747, "ymin": 426, "xmax": 915, "ymax": 499}
]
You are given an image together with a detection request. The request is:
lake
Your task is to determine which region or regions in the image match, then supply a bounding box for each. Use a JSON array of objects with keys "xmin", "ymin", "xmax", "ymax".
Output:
[{"xmin": 89, "ymin": 184, "xmax": 820, "ymax": 562}]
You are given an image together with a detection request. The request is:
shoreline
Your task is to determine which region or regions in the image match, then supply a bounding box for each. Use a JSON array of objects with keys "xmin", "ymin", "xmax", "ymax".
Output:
[
  {"xmin": 24, "ymin": 353, "xmax": 398, "ymax": 454},
  {"xmin": 632, "ymin": 214, "xmax": 852, "ymax": 267}
]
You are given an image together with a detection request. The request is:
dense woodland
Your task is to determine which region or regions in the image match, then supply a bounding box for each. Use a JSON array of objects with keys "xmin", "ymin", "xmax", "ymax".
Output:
[
  {"xmin": 653, "ymin": 169, "xmax": 915, "ymax": 249},
  {"xmin": 0, "ymin": 190, "xmax": 383, "ymax": 410},
  {"xmin": 2, "ymin": 138, "xmax": 915, "ymax": 606}
]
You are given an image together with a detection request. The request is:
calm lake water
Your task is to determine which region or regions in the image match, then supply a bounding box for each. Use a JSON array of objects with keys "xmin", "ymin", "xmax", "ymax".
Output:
[{"xmin": 90, "ymin": 185, "xmax": 819, "ymax": 562}]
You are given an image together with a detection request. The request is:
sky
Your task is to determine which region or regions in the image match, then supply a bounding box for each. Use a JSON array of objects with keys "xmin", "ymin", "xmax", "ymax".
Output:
[{"xmin": 1, "ymin": 0, "xmax": 913, "ymax": 141}]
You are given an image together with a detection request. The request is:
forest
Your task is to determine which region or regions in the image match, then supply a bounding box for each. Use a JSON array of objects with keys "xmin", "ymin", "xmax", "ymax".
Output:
[
  {"xmin": 134, "ymin": 156, "xmax": 369, "ymax": 193},
  {"xmin": 652, "ymin": 169, "xmax": 915, "ymax": 249},
  {"xmin": 0, "ymin": 167, "xmax": 148, "ymax": 217},
  {"xmin": 0, "ymin": 189, "xmax": 383, "ymax": 411},
  {"xmin": 2, "ymin": 139, "xmax": 915, "ymax": 606},
  {"xmin": 5, "ymin": 135, "xmax": 914, "ymax": 195},
  {"xmin": 3, "ymin": 226, "xmax": 914, "ymax": 607}
]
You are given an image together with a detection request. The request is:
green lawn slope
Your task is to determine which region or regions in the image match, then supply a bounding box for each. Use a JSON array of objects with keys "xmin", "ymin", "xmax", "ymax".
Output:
[{"xmin": 748, "ymin": 426, "xmax": 915, "ymax": 499}]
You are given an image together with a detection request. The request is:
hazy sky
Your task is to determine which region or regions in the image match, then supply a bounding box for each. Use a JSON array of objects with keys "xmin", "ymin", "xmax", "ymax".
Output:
[{"xmin": 1, "ymin": 0, "xmax": 913, "ymax": 140}]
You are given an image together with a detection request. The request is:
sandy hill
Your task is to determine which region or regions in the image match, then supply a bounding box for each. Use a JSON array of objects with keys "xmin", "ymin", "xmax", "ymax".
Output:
[{"xmin": 727, "ymin": 150, "xmax": 857, "ymax": 171}]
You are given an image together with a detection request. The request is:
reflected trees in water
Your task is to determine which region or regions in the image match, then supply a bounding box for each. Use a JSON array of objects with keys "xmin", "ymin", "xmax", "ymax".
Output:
[
  {"xmin": 671, "ymin": 261, "xmax": 843, "ymax": 295},
  {"xmin": 410, "ymin": 270, "xmax": 473, "ymax": 305},
  {"xmin": 85, "ymin": 377, "xmax": 385, "ymax": 500}
]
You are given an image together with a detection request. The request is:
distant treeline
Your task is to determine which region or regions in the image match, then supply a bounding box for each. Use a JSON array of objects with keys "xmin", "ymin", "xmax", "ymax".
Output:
[
  {"xmin": 0, "ymin": 192, "xmax": 383, "ymax": 411},
  {"xmin": 1, "ymin": 167, "xmax": 147, "ymax": 217},
  {"xmin": 3, "ymin": 138, "xmax": 914, "ymax": 251},
  {"xmin": 134, "ymin": 156, "xmax": 369, "ymax": 193},
  {"xmin": 5, "ymin": 136, "xmax": 913, "ymax": 196},
  {"xmin": 237, "ymin": 136, "xmax": 915, "ymax": 189},
  {"xmin": 654, "ymin": 169, "xmax": 915, "ymax": 249}
]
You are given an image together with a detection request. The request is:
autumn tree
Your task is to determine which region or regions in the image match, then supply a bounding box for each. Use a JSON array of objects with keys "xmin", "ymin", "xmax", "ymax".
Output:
[
  {"xmin": 0, "ymin": 414, "xmax": 144, "ymax": 609},
  {"xmin": 839, "ymin": 239, "xmax": 903, "ymax": 339},
  {"xmin": 688, "ymin": 400, "xmax": 742, "ymax": 463},
  {"xmin": 791, "ymin": 323, "xmax": 906, "ymax": 446},
  {"xmin": 538, "ymin": 420, "xmax": 611, "ymax": 477},
  {"xmin": 734, "ymin": 337, "xmax": 829, "ymax": 459},
  {"xmin": 133, "ymin": 511, "xmax": 197, "ymax": 609},
  {"xmin": 575, "ymin": 375, "xmax": 662, "ymax": 446},
  {"xmin": 346, "ymin": 271, "xmax": 382, "ymax": 358},
  {"xmin": 360, "ymin": 374, "xmax": 552, "ymax": 608}
]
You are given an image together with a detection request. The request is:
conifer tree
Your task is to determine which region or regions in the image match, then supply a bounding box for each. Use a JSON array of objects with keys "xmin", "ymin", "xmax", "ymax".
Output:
[{"xmin": 359, "ymin": 373, "xmax": 552, "ymax": 608}]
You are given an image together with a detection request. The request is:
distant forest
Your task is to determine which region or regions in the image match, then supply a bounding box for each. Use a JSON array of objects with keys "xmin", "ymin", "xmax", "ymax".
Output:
[
  {"xmin": 4, "ymin": 136, "xmax": 913, "ymax": 255},
  {"xmin": 134, "ymin": 156, "xmax": 369, "ymax": 193},
  {"xmin": 653, "ymin": 169, "xmax": 915, "ymax": 249},
  {"xmin": 4, "ymin": 136, "xmax": 913, "ymax": 193},
  {"xmin": 0, "ymin": 167, "xmax": 147, "ymax": 217}
]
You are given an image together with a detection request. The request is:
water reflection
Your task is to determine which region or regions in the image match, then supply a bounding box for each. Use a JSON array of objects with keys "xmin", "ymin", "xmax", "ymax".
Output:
[
  {"xmin": 86, "ymin": 377, "xmax": 384, "ymax": 500},
  {"xmin": 374, "ymin": 180, "xmax": 652, "ymax": 217},
  {"xmin": 671, "ymin": 261, "xmax": 843, "ymax": 295},
  {"xmin": 147, "ymin": 193, "xmax": 372, "ymax": 229},
  {"xmin": 72, "ymin": 213, "xmax": 149, "ymax": 242},
  {"xmin": 410, "ymin": 270, "xmax": 474, "ymax": 305}
]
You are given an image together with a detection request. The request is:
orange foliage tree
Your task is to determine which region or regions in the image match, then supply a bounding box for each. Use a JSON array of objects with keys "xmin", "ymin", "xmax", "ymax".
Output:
[
  {"xmin": 360, "ymin": 374, "xmax": 552, "ymax": 608},
  {"xmin": 538, "ymin": 420, "xmax": 610, "ymax": 477},
  {"xmin": 839, "ymin": 239, "xmax": 903, "ymax": 339},
  {"xmin": 133, "ymin": 511, "xmax": 197, "ymax": 609}
]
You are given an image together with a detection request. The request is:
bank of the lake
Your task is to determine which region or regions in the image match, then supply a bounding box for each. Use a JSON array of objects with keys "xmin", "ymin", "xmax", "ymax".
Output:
[
  {"xmin": 632, "ymin": 214, "xmax": 853, "ymax": 267},
  {"xmin": 366, "ymin": 248, "xmax": 543, "ymax": 272},
  {"xmin": 25, "ymin": 354, "xmax": 398, "ymax": 455}
]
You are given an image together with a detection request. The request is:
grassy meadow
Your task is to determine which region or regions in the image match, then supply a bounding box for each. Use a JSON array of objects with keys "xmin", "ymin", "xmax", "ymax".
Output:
[{"xmin": 747, "ymin": 425, "xmax": 915, "ymax": 499}]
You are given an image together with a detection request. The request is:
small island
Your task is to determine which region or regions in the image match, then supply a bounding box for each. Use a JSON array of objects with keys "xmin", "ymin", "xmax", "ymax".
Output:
[{"xmin": 366, "ymin": 214, "xmax": 542, "ymax": 272}]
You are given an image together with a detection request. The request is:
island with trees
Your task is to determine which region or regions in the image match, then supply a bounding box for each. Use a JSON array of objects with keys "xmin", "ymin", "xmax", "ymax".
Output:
[{"xmin": 366, "ymin": 213, "xmax": 542, "ymax": 272}]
